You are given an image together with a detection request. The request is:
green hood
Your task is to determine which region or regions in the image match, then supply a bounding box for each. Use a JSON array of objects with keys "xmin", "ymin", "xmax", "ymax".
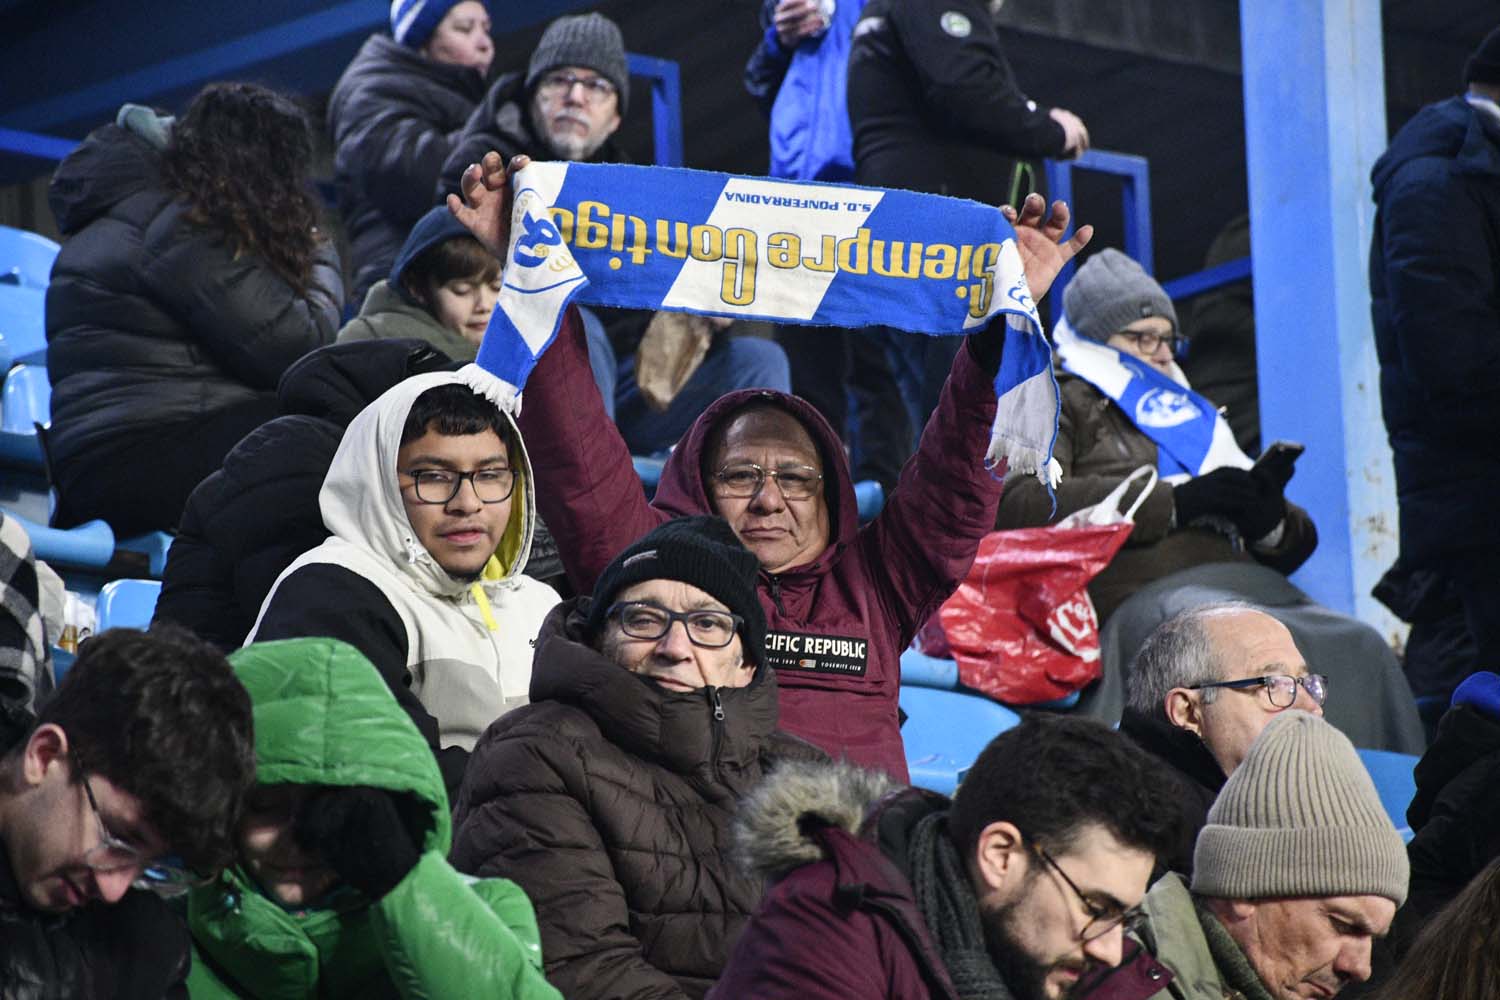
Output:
[{"xmin": 227, "ymin": 637, "xmax": 452, "ymax": 852}]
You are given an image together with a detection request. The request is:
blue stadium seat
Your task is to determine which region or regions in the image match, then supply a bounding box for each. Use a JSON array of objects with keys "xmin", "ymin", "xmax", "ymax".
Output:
[
  {"xmin": 96, "ymin": 579, "xmax": 162, "ymax": 632},
  {"xmin": 0, "ymin": 332, "xmax": 11, "ymax": 378},
  {"xmin": 900, "ymin": 685, "xmax": 1020, "ymax": 796},
  {"xmin": 0, "ymin": 285, "xmax": 46, "ymax": 365},
  {"xmin": 0, "ymin": 362, "xmax": 49, "ymax": 467},
  {"xmin": 1355, "ymin": 747, "xmax": 1419, "ymax": 843},
  {"xmin": 2, "ymin": 509, "xmax": 114, "ymax": 569},
  {"xmin": 900, "ymin": 646, "xmax": 959, "ymax": 689},
  {"xmin": 855, "ymin": 480, "xmax": 885, "ymax": 522},
  {"xmin": 118, "ymin": 532, "xmax": 174, "ymax": 578},
  {"xmin": 633, "ymin": 455, "xmax": 665, "ymax": 497},
  {"xmin": 0, "ymin": 225, "xmax": 59, "ymax": 291}
]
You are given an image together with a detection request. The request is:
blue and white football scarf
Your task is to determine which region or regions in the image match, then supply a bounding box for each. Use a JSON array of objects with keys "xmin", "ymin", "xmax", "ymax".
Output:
[
  {"xmin": 473, "ymin": 161, "xmax": 1061, "ymax": 483},
  {"xmin": 1052, "ymin": 318, "xmax": 1250, "ymax": 479}
]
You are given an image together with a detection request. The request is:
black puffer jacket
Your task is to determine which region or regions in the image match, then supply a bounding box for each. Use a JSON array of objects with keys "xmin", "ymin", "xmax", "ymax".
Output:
[
  {"xmin": 451, "ymin": 599, "xmax": 824, "ymax": 999},
  {"xmin": 45, "ymin": 118, "xmax": 342, "ymax": 482},
  {"xmin": 435, "ymin": 73, "xmax": 629, "ymax": 202},
  {"xmin": 0, "ymin": 705, "xmax": 192, "ymax": 999},
  {"xmin": 328, "ymin": 34, "xmax": 487, "ymax": 301},
  {"xmin": 154, "ymin": 339, "xmax": 452, "ymax": 650}
]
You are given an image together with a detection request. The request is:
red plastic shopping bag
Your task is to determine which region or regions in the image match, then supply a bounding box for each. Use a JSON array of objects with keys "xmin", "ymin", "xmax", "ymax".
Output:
[{"xmin": 938, "ymin": 467, "xmax": 1156, "ymax": 705}]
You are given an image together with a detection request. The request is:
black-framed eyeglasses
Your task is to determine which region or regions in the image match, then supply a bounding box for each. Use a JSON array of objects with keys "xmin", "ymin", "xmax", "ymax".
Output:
[
  {"xmin": 1187, "ymin": 673, "xmax": 1328, "ymax": 709},
  {"xmin": 1030, "ymin": 842, "xmax": 1144, "ymax": 943},
  {"xmin": 538, "ymin": 70, "xmax": 617, "ymax": 102},
  {"xmin": 79, "ymin": 773, "xmax": 201, "ymax": 895},
  {"xmin": 402, "ymin": 467, "xmax": 516, "ymax": 505},
  {"xmin": 711, "ymin": 462, "xmax": 823, "ymax": 501},
  {"xmin": 607, "ymin": 601, "xmax": 743, "ymax": 649},
  {"xmin": 1118, "ymin": 329, "xmax": 1180, "ymax": 355}
]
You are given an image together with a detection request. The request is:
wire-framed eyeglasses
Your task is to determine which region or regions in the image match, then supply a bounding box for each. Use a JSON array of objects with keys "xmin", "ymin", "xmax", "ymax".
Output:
[
  {"xmin": 607, "ymin": 602, "xmax": 743, "ymax": 649},
  {"xmin": 1186, "ymin": 672, "xmax": 1329, "ymax": 709},
  {"xmin": 711, "ymin": 463, "xmax": 823, "ymax": 501},
  {"xmin": 402, "ymin": 467, "xmax": 516, "ymax": 505},
  {"xmin": 79, "ymin": 773, "xmax": 201, "ymax": 895},
  {"xmin": 1029, "ymin": 842, "xmax": 1145, "ymax": 943}
]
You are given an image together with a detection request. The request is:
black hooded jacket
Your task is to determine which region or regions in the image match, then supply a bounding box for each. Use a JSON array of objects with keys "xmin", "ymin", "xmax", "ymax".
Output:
[
  {"xmin": 154, "ymin": 340, "xmax": 453, "ymax": 650},
  {"xmin": 328, "ymin": 33, "xmax": 487, "ymax": 301},
  {"xmin": 45, "ymin": 119, "xmax": 342, "ymax": 480}
]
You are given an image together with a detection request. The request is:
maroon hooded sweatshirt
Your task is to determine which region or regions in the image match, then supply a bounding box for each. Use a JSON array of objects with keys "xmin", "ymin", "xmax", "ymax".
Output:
[{"xmin": 517, "ymin": 307, "xmax": 1006, "ymax": 781}]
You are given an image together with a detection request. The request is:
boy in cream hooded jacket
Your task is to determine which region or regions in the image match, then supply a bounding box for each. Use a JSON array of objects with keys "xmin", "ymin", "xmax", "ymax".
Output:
[{"xmin": 250, "ymin": 367, "xmax": 559, "ymax": 797}]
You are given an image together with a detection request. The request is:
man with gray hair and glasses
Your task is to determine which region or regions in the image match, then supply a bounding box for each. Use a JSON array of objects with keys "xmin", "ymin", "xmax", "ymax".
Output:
[{"xmin": 1118, "ymin": 603, "xmax": 1326, "ymax": 874}]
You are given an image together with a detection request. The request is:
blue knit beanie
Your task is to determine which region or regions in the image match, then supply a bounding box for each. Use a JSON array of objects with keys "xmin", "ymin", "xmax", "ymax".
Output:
[
  {"xmin": 390, "ymin": 0, "xmax": 490, "ymax": 49},
  {"xmin": 389, "ymin": 205, "xmax": 482, "ymax": 303}
]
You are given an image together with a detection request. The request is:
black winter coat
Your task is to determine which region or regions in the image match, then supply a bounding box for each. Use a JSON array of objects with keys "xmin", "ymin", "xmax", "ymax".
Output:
[
  {"xmin": 848, "ymin": 0, "xmax": 1067, "ymax": 194},
  {"xmin": 45, "ymin": 122, "xmax": 342, "ymax": 481},
  {"xmin": 0, "ymin": 705, "xmax": 192, "ymax": 999},
  {"xmin": 1390, "ymin": 703, "xmax": 1500, "ymax": 959},
  {"xmin": 434, "ymin": 73, "xmax": 629, "ymax": 202},
  {"xmin": 1369, "ymin": 96, "xmax": 1500, "ymax": 568},
  {"xmin": 328, "ymin": 34, "xmax": 487, "ymax": 301},
  {"xmin": 154, "ymin": 339, "xmax": 451, "ymax": 651},
  {"xmin": 450, "ymin": 599, "xmax": 823, "ymax": 999}
]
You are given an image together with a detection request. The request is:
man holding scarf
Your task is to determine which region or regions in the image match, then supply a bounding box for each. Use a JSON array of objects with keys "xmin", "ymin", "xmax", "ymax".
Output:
[
  {"xmin": 447, "ymin": 151, "xmax": 1090, "ymax": 782},
  {"xmin": 995, "ymin": 248, "xmax": 1316, "ymax": 624}
]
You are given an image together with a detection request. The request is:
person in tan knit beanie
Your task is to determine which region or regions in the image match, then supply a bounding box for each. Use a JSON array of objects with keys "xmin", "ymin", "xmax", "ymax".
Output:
[{"xmin": 1119, "ymin": 710, "xmax": 1408, "ymax": 1000}]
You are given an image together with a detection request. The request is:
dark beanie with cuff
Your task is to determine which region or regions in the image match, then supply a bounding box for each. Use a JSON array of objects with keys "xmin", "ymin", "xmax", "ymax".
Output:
[
  {"xmin": 525, "ymin": 13, "xmax": 630, "ymax": 114},
  {"xmin": 1063, "ymin": 247, "xmax": 1180, "ymax": 345},
  {"xmin": 1466, "ymin": 26, "xmax": 1500, "ymax": 86},
  {"xmin": 587, "ymin": 516, "xmax": 766, "ymax": 665}
]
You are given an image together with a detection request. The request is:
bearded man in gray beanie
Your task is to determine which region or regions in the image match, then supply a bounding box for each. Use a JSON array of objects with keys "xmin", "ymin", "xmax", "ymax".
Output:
[
  {"xmin": 438, "ymin": 11, "xmax": 629, "ymax": 198},
  {"xmin": 995, "ymin": 247, "xmax": 1318, "ymax": 626},
  {"xmin": 1116, "ymin": 710, "xmax": 1408, "ymax": 1000},
  {"xmin": 450, "ymin": 515, "xmax": 823, "ymax": 999}
]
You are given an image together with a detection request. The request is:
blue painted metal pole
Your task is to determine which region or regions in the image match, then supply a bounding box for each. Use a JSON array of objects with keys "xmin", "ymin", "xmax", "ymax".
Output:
[
  {"xmin": 626, "ymin": 53, "xmax": 684, "ymax": 167},
  {"xmin": 1241, "ymin": 2, "xmax": 1398, "ymax": 638}
]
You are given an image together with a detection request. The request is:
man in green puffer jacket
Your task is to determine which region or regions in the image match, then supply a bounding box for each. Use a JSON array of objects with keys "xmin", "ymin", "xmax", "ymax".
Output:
[{"xmin": 186, "ymin": 637, "xmax": 561, "ymax": 999}]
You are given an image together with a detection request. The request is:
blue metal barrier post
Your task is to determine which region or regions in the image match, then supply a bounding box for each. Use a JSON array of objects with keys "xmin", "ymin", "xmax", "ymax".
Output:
[
  {"xmin": 1241, "ymin": 3, "xmax": 1399, "ymax": 639},
  {"xmin": 1045, "ymin": 148, "xmax": 1152, "ymax": 306},
  {"xmin": 626, "ymin": 53, "xmax": 684, "ymax": 168}
]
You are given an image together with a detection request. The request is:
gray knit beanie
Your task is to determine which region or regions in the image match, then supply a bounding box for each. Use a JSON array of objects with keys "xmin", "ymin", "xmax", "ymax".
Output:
[
  {"xmin": 526, "ymin": 13, "xmax": 630, "ymax": 114},
  {"xmin": 1062, "ymin": 248, "xmax": 1179, "ymax": 344},
  {"xmin": 1192, "ymin": 711, "xmax": 1409, "ymax": 906}
]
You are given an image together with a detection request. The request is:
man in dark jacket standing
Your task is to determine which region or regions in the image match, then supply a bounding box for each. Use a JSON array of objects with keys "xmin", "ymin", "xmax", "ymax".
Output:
[
  {"xmin": 848, "ymin": 0, "xmax": 1090, "ymax": 455},
  {"xmin": 1368, "ymin": 25, "xmax": 1500, "ymax": 710},
  {"xmin": 711, "ymin": 715, "xmax": 1179, "ymax": 1000},
  {"xmin": 451, "ymin": 516, "xmax": 822, "ymax": 998},
  {"xmin": 0, "ymin": 626, "xmax": 255, "ymax": 999}
]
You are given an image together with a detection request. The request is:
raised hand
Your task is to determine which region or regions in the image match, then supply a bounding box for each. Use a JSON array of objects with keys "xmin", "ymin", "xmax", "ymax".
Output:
[
  {"xmin": 446, "ymin": 151, "xmax": 532, "ymax": 260},
  {"xmin": 1000, "ymin": 193, "xmax": 1093, "ymax": 304}
]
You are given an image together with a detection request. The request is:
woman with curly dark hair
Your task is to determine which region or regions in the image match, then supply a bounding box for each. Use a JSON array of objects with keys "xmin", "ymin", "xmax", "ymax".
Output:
[{"xmin": 46, "ymin": 82, "xmax": 343, "ymax": 536}]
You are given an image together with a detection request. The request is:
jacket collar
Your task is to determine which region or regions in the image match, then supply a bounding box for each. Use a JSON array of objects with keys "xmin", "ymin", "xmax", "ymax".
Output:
[
  {"xmin": 1119, "ymin": 708, "xmax": 1227, "ymax": 795},
  {"xmin": 529, "ymin": 599, "xmax": 781, "ymax": 788}
]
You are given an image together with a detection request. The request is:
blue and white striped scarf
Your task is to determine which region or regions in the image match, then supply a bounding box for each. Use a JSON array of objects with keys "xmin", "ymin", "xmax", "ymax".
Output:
[{"xmin": 475, "ymin": 161, "xmax": 1060, "ymax": 482}]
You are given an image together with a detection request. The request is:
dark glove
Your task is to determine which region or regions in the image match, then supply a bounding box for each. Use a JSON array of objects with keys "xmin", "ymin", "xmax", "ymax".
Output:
[
  {"xmin": 294, "ymin": 787, "xmax": 425, "ymax": 900},
  {"xmin": 1172, "ymin": 467, "xmax": 1284, "ymax": 541},
  {"xmin": 965, "ymin": 319, "xmax": 1006, "ymax": 375}
]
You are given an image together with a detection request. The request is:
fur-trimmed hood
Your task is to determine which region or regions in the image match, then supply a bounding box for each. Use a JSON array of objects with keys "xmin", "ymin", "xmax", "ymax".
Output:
[{"xmin": 733, "ymin": 758, "xmax": 896, "ymax": 881}]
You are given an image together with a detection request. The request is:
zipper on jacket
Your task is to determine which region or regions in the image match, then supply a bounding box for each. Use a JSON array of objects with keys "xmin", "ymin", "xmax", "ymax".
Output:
[
  {"xmin": 708, "ymin": 685, "xmax": 726, "ymax": 780},
  {"xmin": 767, "ymin": 574, "xmax": 787, "ymax": 615}
]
